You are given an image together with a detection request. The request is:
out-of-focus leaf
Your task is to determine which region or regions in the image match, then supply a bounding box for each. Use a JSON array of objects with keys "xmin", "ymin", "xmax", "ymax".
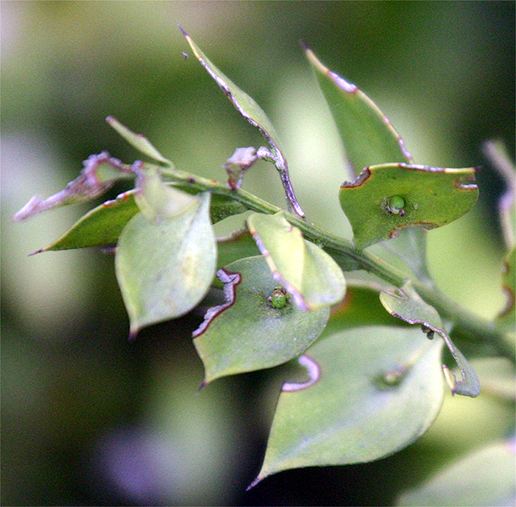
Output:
[
  {"xmin": 397, "ymin": 439, "xmax": 516, "ymax": 506},
  {"xmin": 115, "ymin": 192, "xmax": 216, "ymax": 337},
  {"xmin": 40, "ymin": 186, "xmax": 247, "ymax": 252},
  {"xmin": 181, "ymin": 27, "xmax": 304, "ymax": 217},
  {"xmin": 380, "ymin": 282, "xmax": 480, "ymax": 397},
  {"xmin": 106, "ymin": 116, "xmax": 172, "ymax": 165},
  {"xmin": 13, "ymin": 152, "xmax": 134, "ymax": 222},
  {"xmin": 216, "ymin": 229, "xmax": 260, "ymax": 270},
  {"xmin": 251, "ymin": 326, "xmax": 444, "ymax": 487},
  {"xmin": 305, "ymin": 47, "xmax": 412, "ymax": 174},
  {"xmin": 497, "ymin": 246, "xmax": 515, "ymax": 331},
  {"xmin": 339, "ymin": 163, "xmax": 479, "ymax": 249},
  {"xmin": 193, "ymin": 256, "xmax": 330, "ymax": 383},
  {"xmin": 247, "ymin": 212, "xmax": 346, "ymax": 310},
  {"xmin": 483, "ymin": 140, "xmax": 515, "ymax": 250}
]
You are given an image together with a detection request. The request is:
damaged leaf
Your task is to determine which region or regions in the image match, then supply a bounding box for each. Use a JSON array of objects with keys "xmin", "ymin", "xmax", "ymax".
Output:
[
  {"xmin": 380, "ymin": 281, "xmax": 480, "ymax": 397},
  {"xmin": 193, "ymin": 256, "xmax": 330, "ymax": 383},
  {"xmin": 13, "ymin": 152, "xmax": 134, "ymax": 222},
  {"xmin": 250, "ymin": 326, "xmax": 444, "ymax": 487},
  {"xmin": 247, "ymin": 212, "xmax": 346, "ymax": 310},
  {"xmin": 181, "ymin": 27, "xmax": 304, "ymax": 217},
  {"xmin": 305, "ymin": 47, "xmax": 412, "ymax": 174},
  {"xmin": 339, "ymin": 163, "xmax": 479, "ymax": 249}
]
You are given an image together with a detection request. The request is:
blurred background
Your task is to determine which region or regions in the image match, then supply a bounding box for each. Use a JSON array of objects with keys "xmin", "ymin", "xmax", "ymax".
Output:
[{"xmin": 2, "ymin": 2, "xmax": 514, "ymax": 505}]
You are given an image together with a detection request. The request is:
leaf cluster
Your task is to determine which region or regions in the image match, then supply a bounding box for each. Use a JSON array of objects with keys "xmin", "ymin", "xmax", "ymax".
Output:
[{"xmin": 14, "ymin": 29, "xmax": 515, "ymax": 501}]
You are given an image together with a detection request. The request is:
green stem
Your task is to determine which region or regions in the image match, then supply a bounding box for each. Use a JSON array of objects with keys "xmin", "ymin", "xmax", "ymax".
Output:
[{"xmin": 162, "ymin": 167, "xmax": 514, "ymax": 362}]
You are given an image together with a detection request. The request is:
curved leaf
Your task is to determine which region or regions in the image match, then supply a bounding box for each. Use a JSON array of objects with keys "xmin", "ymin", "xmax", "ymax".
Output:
[
  {"xmin": 115, "ymin": 192, "xmax": 216, "ymax": 337},
  {"xmin": 497, "ymin": 246, "xmax": 515, "ymax": 331},
  {"xmin": 13, "ymin": 152, "xmax": 134, "ymax": 222},
  {"xmin": 339, "ymin": 163, "xmax": 479, "ymax": 249},
  {"xmin": 398, "ymin": 440, "xmax": 516, "ymax": 506},
  {"xmin": 106, "ymin": 116, "xmax": 172, "ymax": 165},
  {"xmin": 216, "ymin": 229, "xmax": 260, "ymax": 270},
  {"xmin": 181, "ymin": 27, "xmax": 304, "ymax": 217},
  {"xmin": 41, "ymin": 187, "xmax": 247, "ymax": 252},
  {"xmin": 251, "ymin": 326, "xmax": 444, "ymax": 486},
  {"xmin": 193, "ymin": 256, "xmax": 330, "ymax": 383},
  {"xmin": 380, "ymin": 282, "xmax": 480, "ymax": 397},
  {"xmin": 247, "ymin": 212, "xmax": 346, "ymax": 310},
  {"xmin": 305, "ymin": 47, "xmax": 412, "ymax": 174}
]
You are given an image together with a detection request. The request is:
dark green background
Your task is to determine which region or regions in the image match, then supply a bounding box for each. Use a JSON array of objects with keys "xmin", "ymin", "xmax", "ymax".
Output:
[{"xmin": 2, "ymin": 2, "xmax": 514, "ymax": 505}]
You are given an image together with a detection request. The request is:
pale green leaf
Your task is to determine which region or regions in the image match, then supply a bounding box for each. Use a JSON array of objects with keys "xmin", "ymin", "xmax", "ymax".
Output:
[
  {"xmin": 252, "ymin": 326, "xmax": 444, "ymax": 486},
  {"xmin": 181, "ymin": 28, "xmax": 303, "ymax": 217},
  {"xmin": 398, "ymin": 440, "xmax": 516, "ymax": 506},
  {"xmin": 193, "ymin": 256, "xmax": 329, "ymax": 383},
  {"xmin": 339, "ymin": 163, "xmax": 479, "ymax": 249},
  {"xmin": 106, "ymin": 116, "xmax": 172, "ymax": 165},
  {"xmin": 380, "ymin": 282, "xmax": 480, "ymax": 397},
  {"xmin": 115, "ymin": 192, "xmax": 216, "ymax": 337},
  {"xmin": 247, "ymin": 212, "xmax": 346, "ymax": 310}
]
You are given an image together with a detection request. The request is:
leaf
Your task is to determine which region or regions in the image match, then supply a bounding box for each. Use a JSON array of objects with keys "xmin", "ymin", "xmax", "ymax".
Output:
[
  {"xmin": 13, "ymin": 152, "xmax": 135, "ymax": 222},
  {"xmin": 251, "ymin": 326, "xmax": 444, "ymax": 487},
  {"xmin": 497, "ymin": 246, "xmax": 515, "ymax": 331},
  {"xmin": 181, "ymin": 27, "xmax": 304, "ymax": 218},
  {"xmin": 133, "ymin": 165, "xmax": 198, "ymax": 221},
  {"xmin": 380, "ymin": 282, "xmax": 480, "ymax": 397},
  {"xmin": 106, "ymin": 116, "xmax": 172, "ymax": 165},
  {"xmin": 115, "ymin": 192, "xmax": 216, "ymax": 337},
  {"xmin": 305, "ymin": 47, "xmax": 412, "ymax": 174},
  {"xmin": 397, "ymin": 440, "xmax": 516, "ymax": 506},
  {"xmin": 247, "ymin": 212, "xmax": 346, "ymax": 310},
  {"xmin": 216, "ymin": 229, "xmax": 260, "ymax": 270},
  {"xmin": 193, "ymin": 256, "xmax": 330, "ymax": 383},
  {"xmin": 339, "ymin": 163, "xmax": 479, "ymax": 249},
  {"xmin": 40, "ymin": 186, "xmax": 247, "ymax": 252}
]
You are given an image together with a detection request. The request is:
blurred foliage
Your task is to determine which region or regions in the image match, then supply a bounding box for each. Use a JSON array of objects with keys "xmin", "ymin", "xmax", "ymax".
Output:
[{"xmin": 2, "ymin": 2, "xmax": 514, "ymax": 505}]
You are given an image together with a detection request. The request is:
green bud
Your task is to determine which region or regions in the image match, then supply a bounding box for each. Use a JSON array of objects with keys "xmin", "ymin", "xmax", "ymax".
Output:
[{"xmin": 268, "ymin": 287, "xmax": 289, "ymax": 309}]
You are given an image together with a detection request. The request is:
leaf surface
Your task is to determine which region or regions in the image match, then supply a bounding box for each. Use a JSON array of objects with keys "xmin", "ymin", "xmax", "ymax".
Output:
[
  {"xmin": 252, "ymin": 326, "xmax": 444, "ymax": 486},
  {"xmin": 115, "ymin": 192, "xmax": 216, "ymax": 337},
  {"xmin": 41, "ymin": 186, "xmax": 246, "ymax": 251},
  {"xmin": 247, "ymin": 212, "xmax": 346, "ymax": 310},
  {"xmin": 339, "ymin": 163, "xmax": 479, "ymax": 249},
  {"xmin": 193, "ymin": 256, "xmax": 330, "ymax": 383},
  {"xmin": 397, "ymin": 440, "xmax": 516, "ymax": 507},
  {"xmin": 305, "ymin": 48, "xmax": 412, "ymax": 174},
  {"xmin": 380, "ymin": 282, "xmax": 480, "ymax": 397},
  {"xmin": 106, "ymin": 116, "xmax": 172, "ymax": 165},
  {"xmin": 497, "ymin": 246, "xmax": 515, "ymax": 331},
  {"xmin": 182, "ymin": 28, "xmax": 303, "ymax": 217}
]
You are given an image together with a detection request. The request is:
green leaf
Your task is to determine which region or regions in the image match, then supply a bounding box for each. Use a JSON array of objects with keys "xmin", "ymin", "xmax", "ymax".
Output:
[
  {"xmin": 115, "ymin": 192, "xmax": 216, "ymax": 337},
  {"xmin": 397, "ymin": 440, "xmax": 516, "ymax": 506},
  {"xmin": 193, "ymin": 256, "xmax": 330, "ymax": 383},
  {"xmin": 181, "ymin": 27, "xmax": 304, "ymax": 217},
  {"xmin": 497, "ymin": 246, "xmax": 515, "ymax": 331},
  {"xmin": 305, "ymin": 48, "xmax": 412, "ymax": 174},
  {"xmin": 251, "ymin": 326, "xmax": 444, "ymax": 486},
  {"xmin": 106, "ymin": 116, "xmax": 172, "ymax": 165},
  {"xmin": 216, "ymin": 229, "xmax": 260, "ymax": 270},
  {"xmin": 380, "ymin": 282, "xmax": 480, "ymax": 397},
  {"xmin": 247, "ymin": 212, "xmax": 346, "ymax": 310},
  {"xmin": 13, "ymin": 152, "xmax": 135, "ymax": 222},
  {"xmin": 339, "ymin": 163, "xmax": 479, "ymax": 249},
  {"xmin": 41, "ymin": 186, "xmax": 247, "ymax": 252},
  {"xmin": 327, "ymin": 282, "xmax": 409, "ymax": 332}
]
